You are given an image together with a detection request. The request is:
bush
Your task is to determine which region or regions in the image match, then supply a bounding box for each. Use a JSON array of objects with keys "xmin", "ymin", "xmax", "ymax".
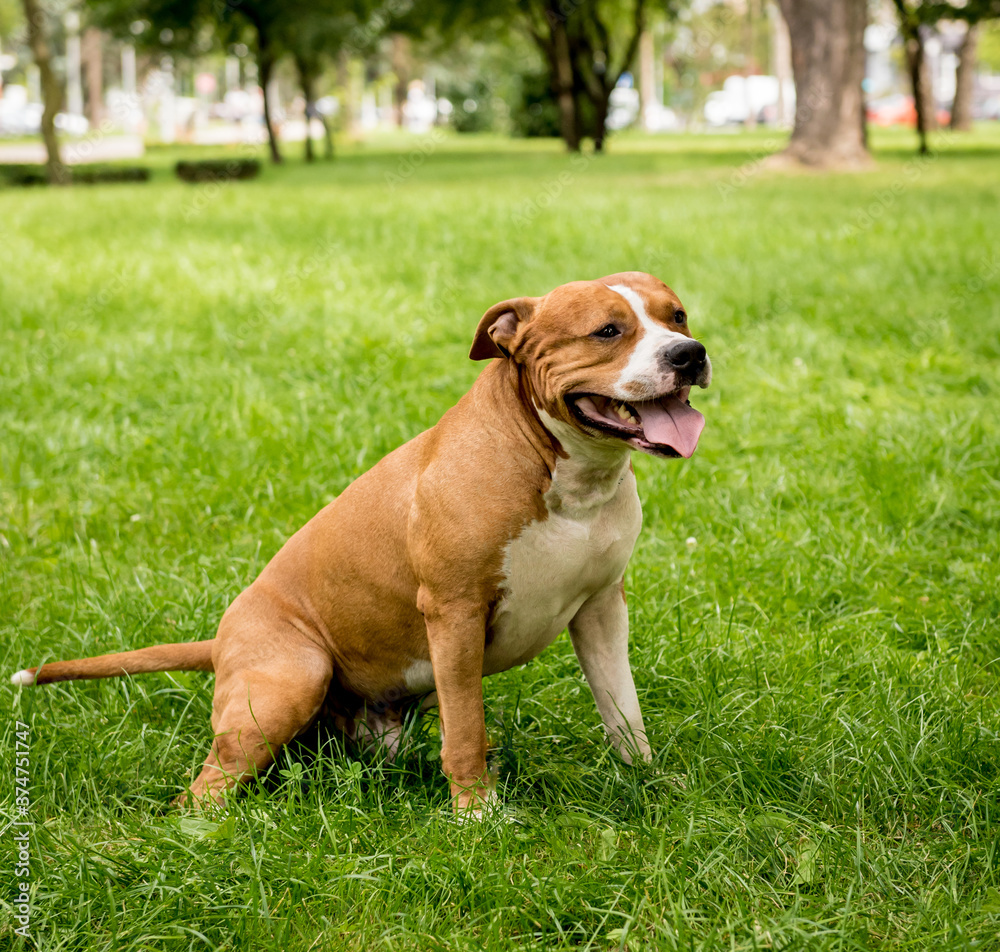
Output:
[
  {"xmin": 439, "ymin": 80, "xmax": 498, "ymax": 133},
  {"xmin": 0, "ymin": 164, "xmax": 150, "ymax": 187},
  {"xmin": 509, "ymin": 70, "xmax": 561, "ymax": 139},
  {"xmin": 72, "ymin": 166, "xmax": 150, "ymax": 184},
  {"xmin": 508, "ymin": 70, "xmax": 598, "ymax": 140},
  {"xmin": 175, "ymin": 159, "xmax": 260, "ymax": 183}
]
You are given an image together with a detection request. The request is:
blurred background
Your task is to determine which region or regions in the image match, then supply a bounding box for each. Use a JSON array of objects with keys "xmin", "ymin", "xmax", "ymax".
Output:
[{"xmin": 1, "ymin": 0, "xmax": 999, "ymax": 172}]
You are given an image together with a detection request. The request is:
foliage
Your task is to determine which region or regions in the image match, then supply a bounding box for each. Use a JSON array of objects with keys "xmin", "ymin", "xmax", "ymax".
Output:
[
  {"xmin": 0, "ymin": 163, "xmax": 150, "ymax": 185},
  {"xmin": 508, "ymin": 68, "xmax": 562, "ymax": 137},
  {"xmin": 980, "ymin": 19, "xmax": 1000, "ymax": 69},
  {"xmin": 0, "ymin": 0, "xmax": 23, "ymax": 41},
  {"xmin": 86, "ymin": 0, "xmax": 217, "ymax": 56},
  {"xmin": 175, "ymin": 158, "xmax": 261, "ymax": 181},
  {"xmin": 2, "ymin": 128, "xmax": 1000, "ymax": 949},
  {"xmin": 439, "ymin": 79, "xmax": 497, "ymax": 132},
  {"xmin": 913, "ymin": 0, "xmax": 1000, "ymax": 23}
]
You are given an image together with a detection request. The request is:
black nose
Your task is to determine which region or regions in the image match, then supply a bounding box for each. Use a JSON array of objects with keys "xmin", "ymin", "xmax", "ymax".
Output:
[{"xmin": 661, "ymin": 339, "xmax": 706, "ymax": 379}]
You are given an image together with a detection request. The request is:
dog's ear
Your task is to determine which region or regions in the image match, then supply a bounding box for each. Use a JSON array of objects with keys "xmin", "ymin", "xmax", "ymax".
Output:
[{"xmin": 469, "ymin": 297, "xmax": 537, "ymax": 360}]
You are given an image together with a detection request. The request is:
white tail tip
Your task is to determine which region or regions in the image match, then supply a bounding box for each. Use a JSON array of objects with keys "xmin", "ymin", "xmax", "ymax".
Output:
[{"xmin": 10, "ymin": 669, "xmax": 35, "ymax": 686}]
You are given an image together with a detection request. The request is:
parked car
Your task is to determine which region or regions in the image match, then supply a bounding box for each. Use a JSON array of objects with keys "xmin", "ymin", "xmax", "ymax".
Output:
[
  {"xmin": 866, "ymin": 93, "xmax": 949, "ymax": 127},
  {"xmin": 0, "ymin": 86, "xmax": 41, "ymax": 135},
  {"xmin": 703, "ymin": 75, "xmax": 794, "ymax": 126},
  {"xmin": 974, "ymin": 95, "xmax": 1000, "ymax": 121},
  {"xmin": 0, "ymin": 84, "xmax": 90, "ymax": 136}
]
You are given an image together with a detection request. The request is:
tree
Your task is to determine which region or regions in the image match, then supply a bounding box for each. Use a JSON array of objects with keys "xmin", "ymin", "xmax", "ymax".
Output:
[
  {"xmin": 89, "ymin": 0, "xmax": 303, "ymax": 164},
  {"xmin": 950, "ymin": 22, "xmax": 978, "ymax": 131},
  {"xmin": 888, "ymin": 2, "xmax": 1000, "ymax": 149},
  {"xmin": 570, "ymin": 0, "xmax": 647, "ymax": 152},
  {"xmin": 518, "ymin": 0, "xmax": 583, "ymax": 150},
  {"xmin": 20, "ymin": 0, "xmax": 67, "ymax": 183},
  {"xmin": 396, "ymin": 0, "xmax": 656, "ymax": 152},
  {"xmin": 892, "ymin": 0, "xmax": 937, "ymax": 155},
  {"xmin": 920, "ymin": 2, "xmax": 1000, "ymax": 134},
  {"xmin": 229, "ymin": 0, "xmax": 376, "ymax": 163},
  {"xmin": 215, "ymin": 0, "xmax": 286, "ymax": 163},
  {"xmin": 518, "ymin": 0, "xmax": 649, "ymax": 152},
  {"xmin": 773, "ymin": 0, "xmax": 870, "ymax": 168},
  {"xmin": 277, "ymin": 4, "xmax": 363, "ymax": 161}
]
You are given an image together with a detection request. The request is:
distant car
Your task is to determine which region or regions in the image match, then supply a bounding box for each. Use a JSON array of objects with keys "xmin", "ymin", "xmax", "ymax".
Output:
[
  {"xmin": 55, "ymin": 113, "xmax": 89, "ymax": 136},
  {"xmin": 704, "ymin": 74, "xmax": 795, "ymax": 127},
  {"xmin": 866, "ymin": 93, "xmax": 949, "ymax": 127},
  {"xmin": 0, "ymin": 86, "xmax": 42, "ymax": 136},
  {"xmin": 644, "ymin": 103, "xmax": 682, "ymax": 133},
  {"xmin": 0, "ymin": 99, "xmax": 90, "ymax": 137},
  {"xmin": 607, "ymin": 86, "xmax": 639, "ymax": 131},
  {"xmin": 975, "ymin": 95, "xmax": 1000, "ymax": 121}
]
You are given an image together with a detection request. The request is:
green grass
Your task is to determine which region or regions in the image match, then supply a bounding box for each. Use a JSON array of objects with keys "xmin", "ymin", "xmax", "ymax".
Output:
[{"xmin": 2, "ymin": 125, "xmax": 999, "ymax": 951}]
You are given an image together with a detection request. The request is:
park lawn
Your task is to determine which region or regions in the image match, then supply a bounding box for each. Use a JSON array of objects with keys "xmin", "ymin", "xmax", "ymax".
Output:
[{"xmin": 1, "ymin": 127, "xmax": 999, "ymax": 951}]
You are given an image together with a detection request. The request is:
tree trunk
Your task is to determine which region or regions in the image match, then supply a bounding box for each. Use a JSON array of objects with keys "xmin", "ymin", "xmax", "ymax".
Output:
[
  {"xmin": 297, "ymin": 58, "xmax": 315, "ymax": 163},
  {"xmin": 336, "ymin": 49, "xmax": 356, "ymax": 137},
  {"xmin": 638, "ymin": 30, "xmax": 654, "ymax": 130},
  {"xmin": 21, "ymin": 0, "xmax": 67, "ymax": 183},
  {"xmin": 390, "ymin": 34, "xmax": 410, "ymax": 127},
  {"xmin": 82, "ymin": 27, "xmax": 103, "ymax": 128},
  {"xmin": 320, "ymin": 114, "xmax": 334, "ymax": 158},
  {"xmin": 893, "ymin": 1, "xmax": 936, "ymax": 155},
  {"xmin": 774, "ymin": 0, "xmax": 871, "ymax": 168},
  {"xmin": 903, "ymin": 30, "xmax": 931, "ymax": 154},
  {"xmin": 552, "ymin": 19, "xmax": 580, "ymax": 152},
  {"xmin": 771, "ymin": 1, "xmax": 793, "ymax": 126},
  {"xmin": 950, "ymin": 22, "xmax": 978, "ymax": 132},
  {"xmin": 257, "ymin": 44, "xmax": 283, "ymax": 164},
  {"xmin": 303, "ymin": 114, "xmax": 314, "ymax": 163},
  {"xmin": 574, "ymin": 0, "xmax": 645, "ymax": 153},
  {"xmin": 592, "ymin": 85, "xmax": 610, "ymax": 152},
  {"xmin": 744, "ymin": 0, "xmax": 757, "ymax": 129}
]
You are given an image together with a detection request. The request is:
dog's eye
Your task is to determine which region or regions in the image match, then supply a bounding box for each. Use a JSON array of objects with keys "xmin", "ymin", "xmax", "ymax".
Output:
[
  {"xmin": 674, "ymin": 309, "xmax": 687, "ymax": 325},
  {"xmin": 592, "ymin": 324, "xmax": 620, "ymax": 339}
]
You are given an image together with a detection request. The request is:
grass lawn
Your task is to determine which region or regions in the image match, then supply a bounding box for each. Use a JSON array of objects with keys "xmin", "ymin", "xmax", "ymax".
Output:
[{"xmin": 2, "ymin": 126, "xmax": 999, "ymax": 950}]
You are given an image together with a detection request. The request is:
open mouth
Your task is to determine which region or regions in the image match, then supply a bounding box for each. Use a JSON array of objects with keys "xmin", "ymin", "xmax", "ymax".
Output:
[{"xmin": 568, "ymin": 389, "xmax": 705, "ymax": 458}]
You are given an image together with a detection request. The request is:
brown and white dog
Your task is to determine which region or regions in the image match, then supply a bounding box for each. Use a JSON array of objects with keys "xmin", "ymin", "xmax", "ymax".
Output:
[{"xmin": 11, "ymin": 272, "xmax": 711, "ymax": 814}]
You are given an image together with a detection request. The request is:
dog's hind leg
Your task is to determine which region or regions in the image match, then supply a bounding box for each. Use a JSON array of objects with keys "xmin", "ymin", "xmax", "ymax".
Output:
[{"xmin": 178, "ymin": 633, "xmax": 332, "ymax": 808}]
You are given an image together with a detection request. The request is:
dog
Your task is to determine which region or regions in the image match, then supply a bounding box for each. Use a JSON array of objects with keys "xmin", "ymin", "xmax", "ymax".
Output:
[{"xmin": 11, "ymin": 272, "xmax": 711, "ymax": 814}]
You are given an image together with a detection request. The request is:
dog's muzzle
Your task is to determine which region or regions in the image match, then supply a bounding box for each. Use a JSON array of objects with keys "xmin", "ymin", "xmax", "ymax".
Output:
[{"xmin": 659, "ymin": 339, "xmax": 707, "ymax": 385}]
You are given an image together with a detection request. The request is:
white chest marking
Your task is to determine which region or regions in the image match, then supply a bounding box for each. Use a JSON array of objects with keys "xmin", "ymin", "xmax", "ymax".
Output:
[
  {"xmin": 484, "ymin": 450, "xmax": 641, "ymax": 676},
  {"xmin": 402, "ymin": 658, "xmax": 435, "ymax": 694}
]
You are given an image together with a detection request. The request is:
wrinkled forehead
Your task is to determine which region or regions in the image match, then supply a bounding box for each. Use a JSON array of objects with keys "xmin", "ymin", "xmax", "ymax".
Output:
[
  {"xmin": 536, "ymin": 273, "xmax": 684, "ymax": 331},
  {"xmin": 599, "ymin": 271, "xmax": 685, "ymax": 322}
]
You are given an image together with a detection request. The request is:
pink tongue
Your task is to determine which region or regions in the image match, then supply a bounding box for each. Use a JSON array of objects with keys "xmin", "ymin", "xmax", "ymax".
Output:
[{"xmin": 636, "ymin": 395, "xmax": 705, "ymax": 458}]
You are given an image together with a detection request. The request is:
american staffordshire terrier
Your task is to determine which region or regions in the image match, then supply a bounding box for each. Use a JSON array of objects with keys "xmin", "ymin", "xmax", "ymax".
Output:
[{"xmin": 11, "ymin": 272, "xmax": 711, "ymax": 814}]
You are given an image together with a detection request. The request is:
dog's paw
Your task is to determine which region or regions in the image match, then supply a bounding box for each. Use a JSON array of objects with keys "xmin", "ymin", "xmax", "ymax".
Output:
[{"xmin": 452, "ymin": 788, "xmax": 504, "ymax": 824}]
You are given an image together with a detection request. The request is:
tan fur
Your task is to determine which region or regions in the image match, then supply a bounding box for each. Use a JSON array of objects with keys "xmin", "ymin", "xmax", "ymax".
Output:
[{"xmin": 14, "ymin": 272, "xmax": 708, "ymax": 815}]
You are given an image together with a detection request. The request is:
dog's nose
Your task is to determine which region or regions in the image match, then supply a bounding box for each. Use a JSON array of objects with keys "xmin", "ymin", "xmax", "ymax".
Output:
[{"xmin": 661, "ymin": 339, "xmax": 706, "ymax": 379}]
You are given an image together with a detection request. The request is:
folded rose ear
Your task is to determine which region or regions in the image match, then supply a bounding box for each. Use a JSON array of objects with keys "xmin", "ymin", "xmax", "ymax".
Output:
[{"xmin": 469, "ymin": 297, "xmax": 537, "ymax": 361}]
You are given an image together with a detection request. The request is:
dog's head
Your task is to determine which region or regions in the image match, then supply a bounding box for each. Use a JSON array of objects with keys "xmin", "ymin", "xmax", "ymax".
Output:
[{"xmin": 470, "ymin": 272, "xmax": 711, "ymax": 459}]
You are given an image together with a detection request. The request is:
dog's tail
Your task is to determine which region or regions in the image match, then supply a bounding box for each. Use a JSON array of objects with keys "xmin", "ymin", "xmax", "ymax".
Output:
[{"xmin": 9, "ymin": 640, "xmax": 215, "ymax": 686}]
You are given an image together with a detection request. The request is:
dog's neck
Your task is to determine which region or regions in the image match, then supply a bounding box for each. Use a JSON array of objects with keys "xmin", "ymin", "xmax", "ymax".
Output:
[
  {"xmin": 472, "ymin": 359, "xmax": 632, "ymax": 516},
  {"xmin": 536, "ymin": 411, "xmax": 632, "ymax": 514}
]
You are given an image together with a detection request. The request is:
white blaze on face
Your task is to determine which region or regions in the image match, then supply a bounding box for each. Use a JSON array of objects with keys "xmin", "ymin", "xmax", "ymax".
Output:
[{"xmin": 607, "ymin": 283, "xmax": 690, "ymax": 399}]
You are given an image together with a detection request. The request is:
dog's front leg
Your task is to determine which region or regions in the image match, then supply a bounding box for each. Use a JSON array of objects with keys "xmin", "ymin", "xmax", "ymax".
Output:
[
  {"xmin": 421, "ymin": 593, "xmax": 493, "ymax": 814},
  {"xmin": 569, "ymin": 581, "xmax": 651, "ymax": 764}
]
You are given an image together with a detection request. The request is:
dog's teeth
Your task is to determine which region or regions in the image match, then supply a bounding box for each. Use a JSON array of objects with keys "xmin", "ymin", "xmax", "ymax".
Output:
[{"xmin": 607, "ymin": 400, "xmax": 638, "ymax": 426}]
